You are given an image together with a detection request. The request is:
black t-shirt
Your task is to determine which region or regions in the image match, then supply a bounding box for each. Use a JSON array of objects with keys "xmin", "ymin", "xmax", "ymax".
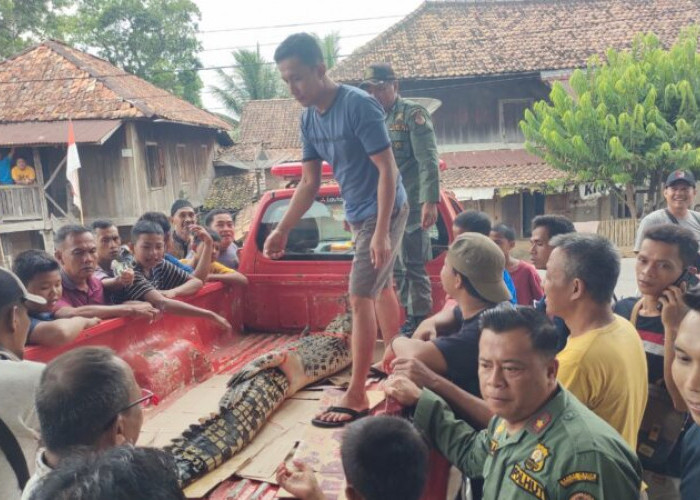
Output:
[
  {"xmin": 614, "ymin": 297, "xmax": 665, "ymax": 384},
  {"xmin": 431, "ymin": 305, "xmax": 489, "ymax": 397},
  {"xmin": 682, "ymin": 424, "xmax": 700, "ymax": 498}
]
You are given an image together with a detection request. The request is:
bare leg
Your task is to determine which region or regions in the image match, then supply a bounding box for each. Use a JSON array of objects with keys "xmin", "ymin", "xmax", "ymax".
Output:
[
  {"xmin": 314, "ymin": 294, "xmax": 373, "ymax": 423},
  {"xmin": 374, "ymin": 284, "xmax": 401, "ymax": 370}
]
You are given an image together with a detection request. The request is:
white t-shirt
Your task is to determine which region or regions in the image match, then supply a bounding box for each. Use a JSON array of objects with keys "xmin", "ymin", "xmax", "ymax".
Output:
[
  {"xmin": 0, "ymin": 358, "xmax": 44, "ymax": 500},
  {"xmin": 20, "ymin": 449, "xmax": 52, "ymax": 500},
  {"xmin": 217, "ymin": 242, "xmax": 239, "ymax": 270},
  {"xmin": 634, "ymin": 208, "xmax": 700, "ymax": 251}
]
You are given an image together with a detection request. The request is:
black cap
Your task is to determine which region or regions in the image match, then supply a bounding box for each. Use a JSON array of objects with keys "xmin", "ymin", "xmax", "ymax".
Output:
[
  {"xmin": 665, "ymin": 170, "xmax": 696, "ymax": 187},
  {"xmin": 359, "ymin": 63, "xmax": 396, "ymax": 89},
  {"xmin": 0, "ymin": 267, "xmax": 46, "ymax": 310}
]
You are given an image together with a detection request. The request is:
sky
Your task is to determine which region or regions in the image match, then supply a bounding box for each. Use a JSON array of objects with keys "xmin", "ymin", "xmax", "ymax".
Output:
[{"xmin": 193, "ymin": 0, "xmax": 424, "ymax": 112}]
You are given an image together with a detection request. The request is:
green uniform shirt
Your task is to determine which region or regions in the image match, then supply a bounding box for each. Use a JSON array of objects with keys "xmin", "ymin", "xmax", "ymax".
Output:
[
  {"xmin": 385, "ymin": 97, "xmax": 440, "ymax": 230},
  {"xmin": 414, "ymin": 385, "xmax": 643, "ymax": 500}
]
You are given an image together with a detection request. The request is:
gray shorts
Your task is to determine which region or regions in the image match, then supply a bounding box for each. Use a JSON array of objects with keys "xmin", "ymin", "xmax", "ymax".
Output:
[{"xmin": 349, "ymin": 203, "xmax": 409, "ymax": 298}]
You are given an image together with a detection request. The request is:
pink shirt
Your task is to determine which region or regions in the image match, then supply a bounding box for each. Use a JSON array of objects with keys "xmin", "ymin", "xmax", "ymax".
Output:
[
  {"xmin": 509, "ymin": 260, "xmax": 544, "ymax": 306},
  {"xmin": 55, "ymin": 270, "xmax": 106, "ymax": 310}
]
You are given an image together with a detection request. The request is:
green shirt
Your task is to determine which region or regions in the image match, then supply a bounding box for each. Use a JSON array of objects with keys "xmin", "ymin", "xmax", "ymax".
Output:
[
  {"xmin": 414, "ymin": 385, "xmax": 643, "ymax": 500},
  {"xmin": 386, "ymin": 97, "xmax": 440, "ymax": 229}
]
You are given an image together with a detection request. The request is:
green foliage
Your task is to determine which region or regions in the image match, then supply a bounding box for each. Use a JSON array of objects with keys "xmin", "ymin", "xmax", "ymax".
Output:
[
  {"xmin": 68, "ymin": 0, "xmax": 203, "ymax": 105},
  {"xmin": 314, "ymin": 31, "xmax": 341, "ymax": 69},
  {"xmin": 521, "ymin": 28, "xmax": 700, "ymax": 217},
  {"xmin": 0, "ymin": 0, "xmax": 69, "ymax": 58},
  {"xmin": 210, "ymin": 45, "xmax": 286, "ymax": 118}
]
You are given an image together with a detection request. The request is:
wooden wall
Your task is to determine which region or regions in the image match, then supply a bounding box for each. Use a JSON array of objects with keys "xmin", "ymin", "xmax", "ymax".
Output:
[{"xmin": 401, "ymin": 75, "xmax": 551, "ymax": 146}]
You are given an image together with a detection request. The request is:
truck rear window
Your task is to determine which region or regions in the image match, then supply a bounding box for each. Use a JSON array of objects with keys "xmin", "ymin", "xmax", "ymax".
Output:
[{"xmin": 257, "ymin": 197, "xmax": 355, "ymax": 260}]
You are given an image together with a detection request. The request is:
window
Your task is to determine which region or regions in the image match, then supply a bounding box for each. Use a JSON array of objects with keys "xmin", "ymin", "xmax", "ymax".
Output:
[
  {"xmin": 499, "ymin": 99, "xmax": 533, "ymax": 143},
  {"xmin": 176, "ymin": 145, "xmax": 190, "ymax": 183},
  {"xmin": 257, "ymin": 196, "xmax": 354, "ymax": 261},
  {"xmin": 145, "ymin": 143, "xmax": 166, "ymax": 188}
]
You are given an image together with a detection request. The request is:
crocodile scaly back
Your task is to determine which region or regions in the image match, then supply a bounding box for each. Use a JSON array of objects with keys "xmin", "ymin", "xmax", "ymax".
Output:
[{"xmin": 164, "ymin": 312, "xmax": 352, "ymax": 486}]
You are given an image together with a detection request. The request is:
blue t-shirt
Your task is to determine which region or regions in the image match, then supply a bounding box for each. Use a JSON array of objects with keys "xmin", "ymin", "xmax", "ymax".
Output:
[
  {"xmin": 503, "ymin": 270, "xmax": 517, "ymax": 304},
  {"xmin": 165, "ymin": 253, "xmax": 193, "ymax": 273},
  {"xmin": 0, "ymin": 154, "xmax": 13, "ymax": 184},
  {"xmin": 301, "ymin": 85, "xmax": 407, "ymax": 223},
  {"xmin": 682, "ymin": 423, "xmax": 700, "ymax": 499}
]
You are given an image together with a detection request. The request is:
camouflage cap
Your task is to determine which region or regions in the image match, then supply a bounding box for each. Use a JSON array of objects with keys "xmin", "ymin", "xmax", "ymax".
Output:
[{"xmin": 359, "ymin": 63, "xmax": 396, "ymax": 89}]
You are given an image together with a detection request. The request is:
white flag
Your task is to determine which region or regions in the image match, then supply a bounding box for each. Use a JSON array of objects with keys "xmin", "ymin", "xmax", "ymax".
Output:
[{"xmin": 67, "ymin": 121, "xmax": 82, "ymax": 211}]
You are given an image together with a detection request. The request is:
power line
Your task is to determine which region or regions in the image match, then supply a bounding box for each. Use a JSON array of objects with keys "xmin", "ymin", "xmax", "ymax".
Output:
[
  {"xmin": 196, "ymin": 14, "xmax": 404, "ymax": 34},
  {"xmin": 200, "ymin": 31, "xmax": 381, "ymax": 53}
]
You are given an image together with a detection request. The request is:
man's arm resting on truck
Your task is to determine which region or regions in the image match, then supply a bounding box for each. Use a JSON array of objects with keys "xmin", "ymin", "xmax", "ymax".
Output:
[
  {"xmin": 142, "ymin": 289, "xmax": 231, "ymax": 331},
  {"xmin": 369, "ymin": 146, "xmax": 398, "ymax": 269},
  {"xmin": 412, "ymin": 306, "xmax": 461, "ymax": 340},
  {"xmin": 160, "ymin": 276, "xmax": 204, "ymax": 299},
  {"xmin": 264, "ymin": 160, "xmax": 322, "ymax": 259},
  {"xmin": 55, "ymin": 301, "xmax": 159, "ymax": 320},
  {"xmin": 207, "ymin": 271, "xmax": 248, "ymax": 287},
  {"xmin": 391, "ymin": 357, "xmax": 493, "ymax": 429},
  {"xmin": 29, "ymin": 317, "xmax": 101, "ymax": 347}
]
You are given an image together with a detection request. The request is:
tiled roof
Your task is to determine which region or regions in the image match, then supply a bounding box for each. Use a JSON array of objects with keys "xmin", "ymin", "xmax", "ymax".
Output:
[
  {"xmin": 203, "ymin": 171, "xmax": 287, "ymax": 212},
  {"xmin": 0, "ymin": 40, "xmax": 230, "ymax": 130},
  {"xmin": 440, "ymin": 149, "xmax": 565, "ymax": 189},
  {"xmin": 216, "ymin": 143, "xmax": 302, "ymax": 165},
  {"xmin": 331, "ymin": 0, "xmax": 700, "ymax": 82}
]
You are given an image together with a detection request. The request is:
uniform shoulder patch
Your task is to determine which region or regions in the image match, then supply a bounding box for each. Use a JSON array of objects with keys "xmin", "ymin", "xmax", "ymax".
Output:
[
  {"xmin": 414, "ymin": 110, "xmax": 426, "ymax": 125},
  {"xmin": 568, "ymin": 493, "xmax": 595, "ymax": 500},
  {"xmin": 509, "ymin": 464, "xmax": 547, "ymax": 500},
  {"xmin": 558, "ymin": 471, "xmax": 599, "ymax": 488}
]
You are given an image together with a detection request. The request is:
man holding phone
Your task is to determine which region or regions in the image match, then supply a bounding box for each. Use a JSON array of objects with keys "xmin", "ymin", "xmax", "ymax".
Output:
[{"xmin": 614, "ymin": 223, "xmax": 699, "ymax": 499}]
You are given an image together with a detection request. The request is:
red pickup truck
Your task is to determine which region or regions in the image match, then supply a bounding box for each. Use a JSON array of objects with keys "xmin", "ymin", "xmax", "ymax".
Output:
[{"xmin": 25, "ymin": 163, "xmax": 463, "ymax": 499}]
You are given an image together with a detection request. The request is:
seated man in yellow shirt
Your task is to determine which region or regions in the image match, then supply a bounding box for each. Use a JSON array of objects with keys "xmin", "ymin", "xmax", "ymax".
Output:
[
  {"xmin": 544, "ymin": 232, "xmax": 648, "ymax": 449},
  {"xmin": 11, "ymin": 157, "xmax": 36, "ymax": 185},
  {"xmin": 182, "ymin": 228, "xmax": 248, "ymax": 287}
]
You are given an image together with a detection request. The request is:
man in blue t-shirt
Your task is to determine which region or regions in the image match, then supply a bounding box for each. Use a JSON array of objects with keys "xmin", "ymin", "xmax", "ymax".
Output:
[
  {"xmin": 0, "ymin": 148, "xmax": 15, "ymax": 185},
  {"xmin": 268, "ymin": 33, "xmax": 408, "ymax": 427}
]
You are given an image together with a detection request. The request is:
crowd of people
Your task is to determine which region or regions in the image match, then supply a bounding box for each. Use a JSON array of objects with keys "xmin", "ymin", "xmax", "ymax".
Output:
[{"xmin": 3, "ymin": 31, "xmax": 700, "ymax": 500}]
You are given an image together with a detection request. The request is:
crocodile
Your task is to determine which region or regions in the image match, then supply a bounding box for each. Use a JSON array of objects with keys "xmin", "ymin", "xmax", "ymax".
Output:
[{"xmin": 164, "ymin": 313, "xmax": 352, "ymax": 486}]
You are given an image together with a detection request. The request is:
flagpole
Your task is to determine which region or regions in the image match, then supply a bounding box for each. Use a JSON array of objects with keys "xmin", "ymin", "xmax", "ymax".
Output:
[{"xmin": 67, "ymin": 119, "xmax": 84, "ymax": 225}]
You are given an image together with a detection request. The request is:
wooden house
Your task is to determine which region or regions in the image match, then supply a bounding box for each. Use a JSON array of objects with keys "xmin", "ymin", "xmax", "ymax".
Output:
[{"xmin": 0, "ymin": 40, "xmax": 230, "ymax": 262}]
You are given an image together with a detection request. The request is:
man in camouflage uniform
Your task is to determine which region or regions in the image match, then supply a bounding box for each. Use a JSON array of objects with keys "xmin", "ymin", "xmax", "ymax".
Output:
[
  {"xmin": 385, "ymin": 305, "xmax": 644, "ymax": 500},
  {"xmin": 361, "ymin": 63, "xmax": 440, "ymax": 335}
]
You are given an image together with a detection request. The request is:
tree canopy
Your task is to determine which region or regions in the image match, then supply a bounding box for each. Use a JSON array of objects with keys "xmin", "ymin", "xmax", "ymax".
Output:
[
  {"xmin": 0, "ymin": 0, "xmax": 69, "ymax": 58},
  {"xmin": 210, "ymin": 46, "xmax": 286, "ymax": 118},
  {"xmin": 521, "ymin": 29, "xmax": 700, "ymax": 219}
]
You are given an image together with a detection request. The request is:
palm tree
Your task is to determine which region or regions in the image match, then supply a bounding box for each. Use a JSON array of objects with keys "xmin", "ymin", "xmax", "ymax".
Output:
[
  {"xmin": 210, "ymin": 45, "xmax": 285, "ymax": 117},
  {"xmin": 315, "ymin": 32, "xmax": 341, "ymax": 69}
]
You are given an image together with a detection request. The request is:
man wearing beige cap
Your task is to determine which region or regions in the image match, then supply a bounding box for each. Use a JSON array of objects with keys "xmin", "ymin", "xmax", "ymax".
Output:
[
  {"xmin": 0, "ymin": 268, "xmax": 47, "ymax": 500},
  {"xmin": 390, "ymin": 233, "xmax": 510, "ymax": 395}
]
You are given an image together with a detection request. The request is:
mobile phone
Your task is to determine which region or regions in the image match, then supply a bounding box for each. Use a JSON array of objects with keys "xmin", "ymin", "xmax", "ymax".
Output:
[{"xmin": 673, "ymin": 269, "xmax": 700, "ymax": 289}]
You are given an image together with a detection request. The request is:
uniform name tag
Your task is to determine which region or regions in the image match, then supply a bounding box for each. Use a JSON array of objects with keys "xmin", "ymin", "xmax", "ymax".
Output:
[
  {"xmin": 558, "ymin": 471, "xmax": 599, "ymax": 488},
  {"xmin": 510, "ymin": 464, "xmax": 547, "ymax": 500}
]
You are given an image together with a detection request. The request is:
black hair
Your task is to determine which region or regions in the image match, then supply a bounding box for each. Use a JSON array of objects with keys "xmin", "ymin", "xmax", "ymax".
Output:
[
  {"xmin": 194, "ymin": 227, "xmax": 221, "ymax": 245},
  {"xmin": 454, "ymin": 210, "xmax": 491, "ymax": 236},
  {"xmin": 684, "ymin": 283, "xmax": 700, "ymax": 310},
  {"xmin": 531, "ymin": 215, "xmax": 575, "ymax": 239},
  {"xmin": 131, "ymin": 220, "xmax": 164, "ymax": 241},
  {"xmin": 13, "ymin": 250, "xmax": 60, "ymax": 284},
  {"xmin": 170, "ymin": 199, "xmax": 193, "ymax": 217},
  {"xmin": 54, "ymin": 224, "xmax": 92, "ymax": 246},
  {"xmin": 452, "ymin": 268, "xmax": 492, "ymax": 303},
  {"xmin": 28, "ymin": 446, "xmax": 185, "ymax": 500},
  {"xmin": 91, "ymin": 219, "xmax": 116, "ymax": 231},
  {"xmin": 642, "ymin": 224, "xmax": 699, "ymax": 269},
  {"xmin": 341, "ymin": 416, "xmax": 429, "ymax": 500},
  {"xmin": 479, "ymin": 304, "xmax": 559, "ymax": 359},
  {"xmin": 492, "ymin": 223, "xmax": 515, "ymax": 242},
  {"xmin": 550, "ymin": 233, "xmax": 619, "ymax": 304},
  {"xmin": 274, "ymin": 32, "xmax": 324, "ymax": 66},
  {"xmin": 204, "ymin": 209, "xmax": 232, "ymax": 227},
  {"xmin": 35, "ymin": 347, "xmax": 132, "ymax": 453},
  {"xmin": 138, "ymin": 212, "xmax": 171, "ymax": 235}
]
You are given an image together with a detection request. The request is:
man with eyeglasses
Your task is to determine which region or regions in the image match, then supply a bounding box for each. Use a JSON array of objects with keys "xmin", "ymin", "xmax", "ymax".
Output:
[
  {"xmin": 21, "ymin": 346, "xmax": 157, "ymax": 500},
  {"xmin": 0, "ymin": 268, "xmax": 47, "ymax": 500},
  {"xmin": 361, "ymin": 63, "xmax": 441, "ymax": 337},
  {"xmin": 636, "ymin": 170, "xmax": 700, "ymax": 269}
]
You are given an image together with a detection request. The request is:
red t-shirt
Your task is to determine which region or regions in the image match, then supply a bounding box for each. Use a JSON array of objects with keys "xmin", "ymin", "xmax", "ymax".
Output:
[
  {"xmin": 508, "ymin": 260, "xmax": 544, "ymax": 306},
  {"xmin": 55, "ymin": 270, "xmax": 106, "ymax": 310}
]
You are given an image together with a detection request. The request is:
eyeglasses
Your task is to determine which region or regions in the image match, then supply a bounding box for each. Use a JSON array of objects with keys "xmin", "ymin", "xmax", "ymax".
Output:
[{"xmin": 103, "ymin": 388, "xmax": 159, "ymax": 430}]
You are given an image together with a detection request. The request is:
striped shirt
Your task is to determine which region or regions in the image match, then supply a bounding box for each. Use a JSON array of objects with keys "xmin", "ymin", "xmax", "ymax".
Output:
[{"xmin": 115, "ymin": 260, "xmax": 190, "ymax": 302}]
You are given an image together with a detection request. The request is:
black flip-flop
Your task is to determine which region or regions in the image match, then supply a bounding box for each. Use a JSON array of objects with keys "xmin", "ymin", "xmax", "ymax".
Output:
[
  {"xmin": 311, "ymin": 406, "xmax": 370, "ymax": 428},
  {"xmin": 367, "ymin": 366, "xmax": 389, "ymax": 379}
]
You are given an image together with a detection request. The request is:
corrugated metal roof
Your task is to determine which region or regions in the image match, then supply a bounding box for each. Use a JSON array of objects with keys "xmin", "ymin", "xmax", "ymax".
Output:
[{"xmin": 0, "ymin": 119, "xmax": 122, "ymax": 146}]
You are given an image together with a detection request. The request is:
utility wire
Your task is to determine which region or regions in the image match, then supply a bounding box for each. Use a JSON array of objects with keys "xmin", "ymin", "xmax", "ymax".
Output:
[{"xmin": 196, "ymin": 14, "xmax": 404, "ymax": 34}]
